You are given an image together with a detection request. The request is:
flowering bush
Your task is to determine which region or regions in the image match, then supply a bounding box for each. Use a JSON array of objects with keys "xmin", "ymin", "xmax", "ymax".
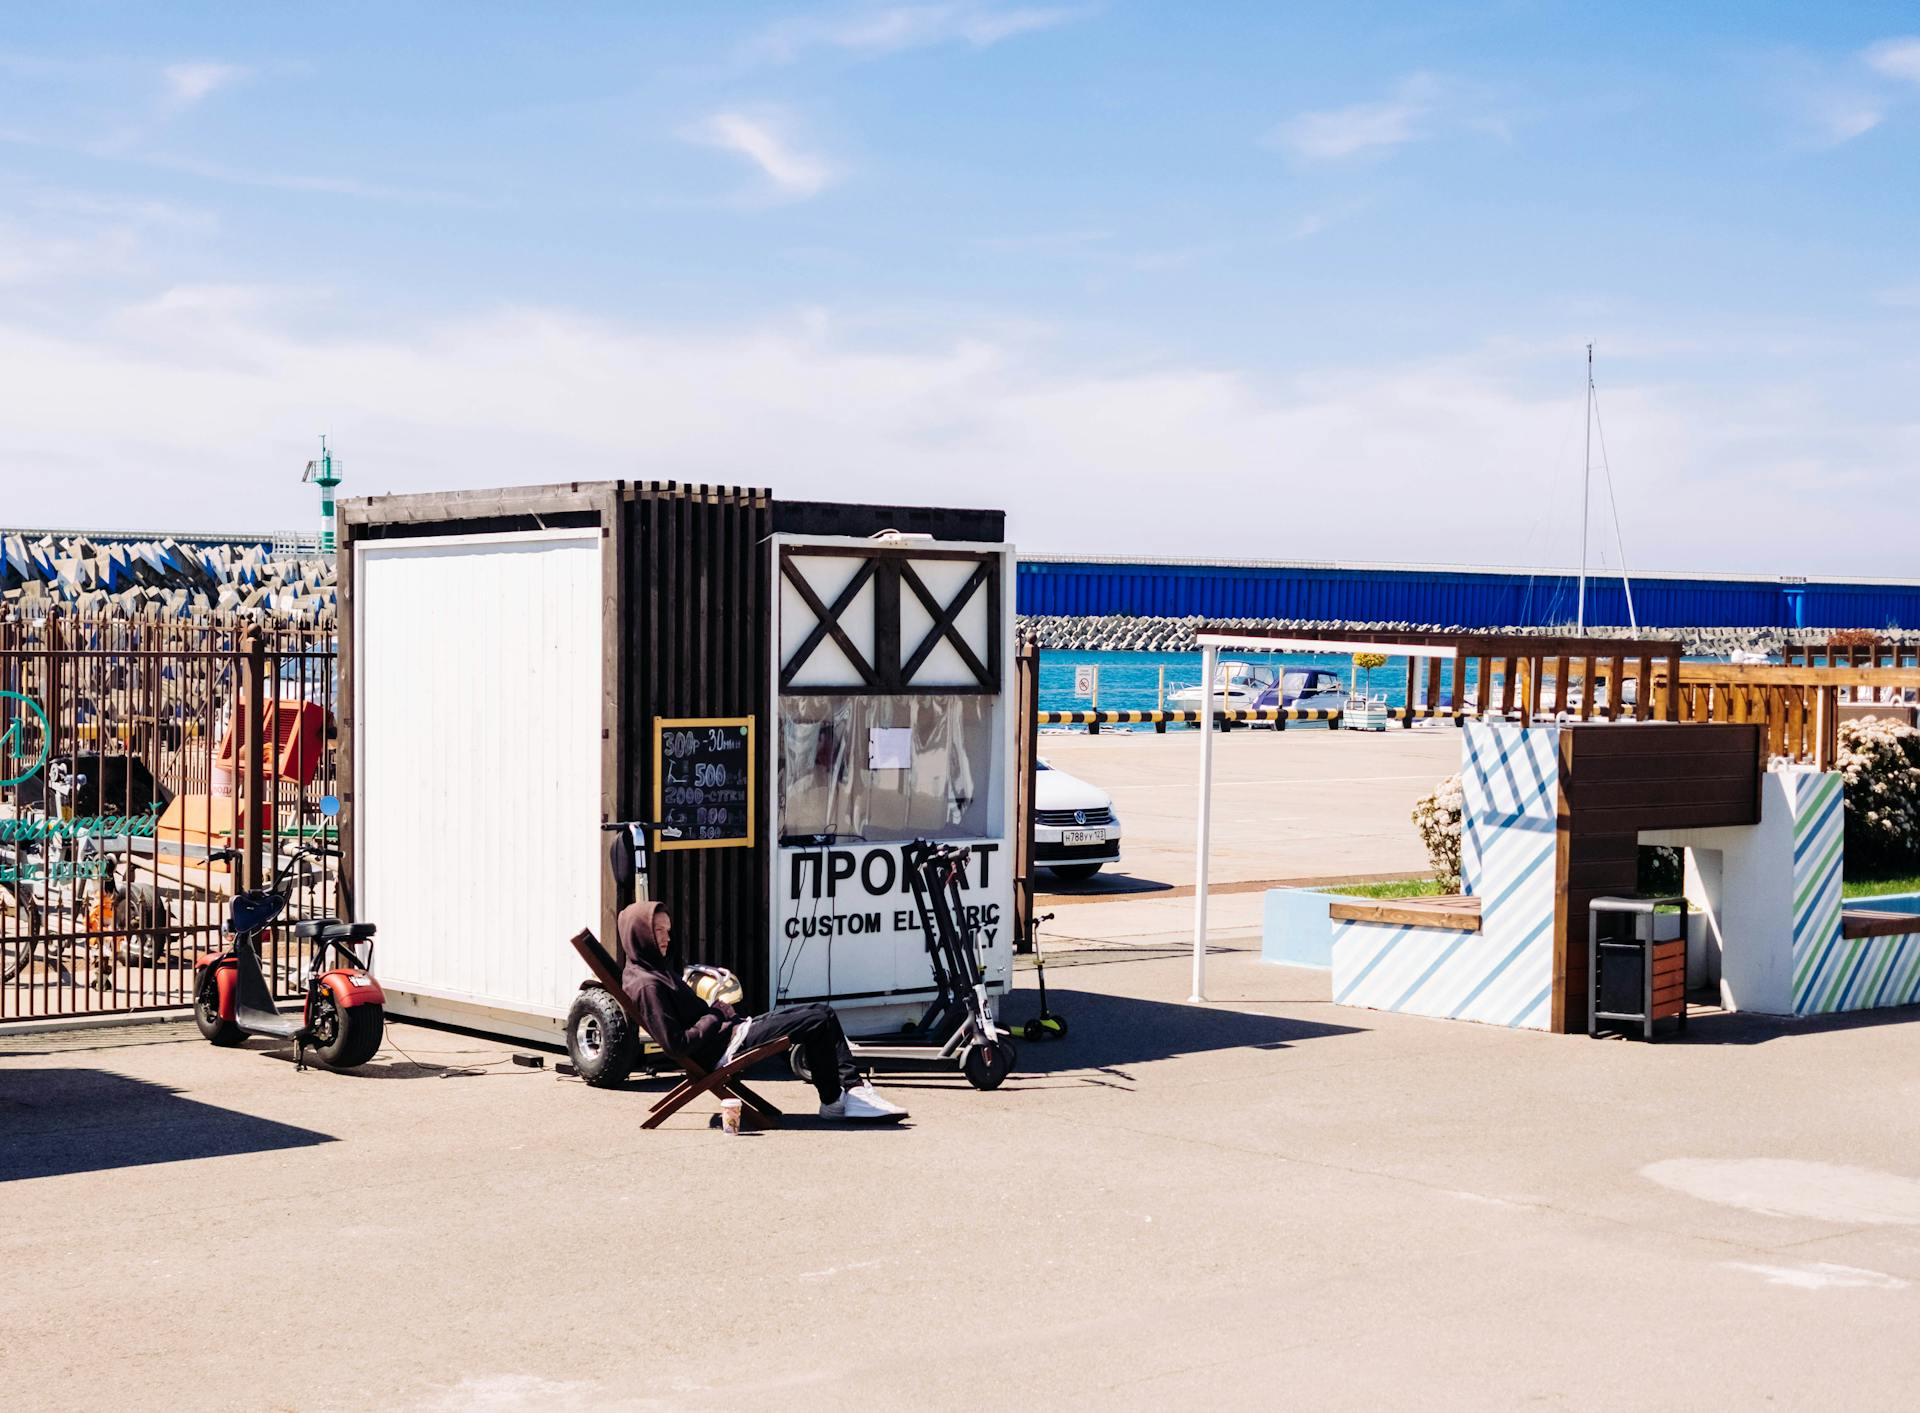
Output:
[
  {"xmin": 1412, "ymin": 773, "xmax": 1464, "ymax": 889},
  {"xmin": 1639, "ymin": 844, "xmax": 1684, "ymax": 895},
  {"xmin": 1834, "ymin": 716, "xmax": 1920, "ymax": 873},
  {"xmin": 1409, "ymin": 781, "xmax": 1685, "ymax": 896}
]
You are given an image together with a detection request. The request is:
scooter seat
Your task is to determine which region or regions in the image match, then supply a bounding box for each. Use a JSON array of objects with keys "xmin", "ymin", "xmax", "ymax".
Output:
[{"xmin": 293, "ymin": 919, "xmax": 377, "ymax": 942}]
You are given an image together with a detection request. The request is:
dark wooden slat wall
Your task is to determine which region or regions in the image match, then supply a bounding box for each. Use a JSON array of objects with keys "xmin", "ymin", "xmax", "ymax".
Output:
[
  {"xmin": 1550, "ymin": 723, "xmax": 1763, "ymax": 1032},
  {"xmin": 772, "ymin": 500, "xmax": 1005, "ymax": 543},
  {"xmin": 622, "ymin": 483, "xmax": 774, "ymax": 1008}
]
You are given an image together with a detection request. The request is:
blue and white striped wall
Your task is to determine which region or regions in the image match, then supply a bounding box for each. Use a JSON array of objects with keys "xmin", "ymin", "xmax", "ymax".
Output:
[
  {"xmin": 1333, "ymin": 722, "xmax": 1559, "ymax": 1030},
  {"xmin": 1785, "ymin": 771, "xmax": 1920, "ymax": 1016}
]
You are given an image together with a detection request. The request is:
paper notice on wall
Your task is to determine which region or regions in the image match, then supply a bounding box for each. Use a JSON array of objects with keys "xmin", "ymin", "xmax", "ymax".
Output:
[{"xmin": 867, "ymin": 726, "xmax": 913, "ymax": 770}]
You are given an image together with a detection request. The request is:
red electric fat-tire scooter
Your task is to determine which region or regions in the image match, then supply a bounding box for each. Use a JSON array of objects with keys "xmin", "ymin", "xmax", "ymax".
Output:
[{"xmin": 193, "ymin": 843, "xmax": 385, "ymax": 1071}]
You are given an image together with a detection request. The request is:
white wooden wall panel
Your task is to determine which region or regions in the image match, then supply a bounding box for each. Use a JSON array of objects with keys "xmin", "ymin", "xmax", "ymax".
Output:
[{"xmin": 355, "ymin": 532, "xmax": 601, "ymax": 1022}]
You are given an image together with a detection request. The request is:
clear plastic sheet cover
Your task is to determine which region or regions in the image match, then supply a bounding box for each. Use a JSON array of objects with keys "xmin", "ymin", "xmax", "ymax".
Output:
[{"xmin": 779, "ymin": 694, "xmax": 993, "ymax": 842}]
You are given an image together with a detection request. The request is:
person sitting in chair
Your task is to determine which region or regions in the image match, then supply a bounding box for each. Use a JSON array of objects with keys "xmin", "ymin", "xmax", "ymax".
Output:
[{"xmin": 618, "ymin": 900, "xmax": 907, "ymax": 1121}]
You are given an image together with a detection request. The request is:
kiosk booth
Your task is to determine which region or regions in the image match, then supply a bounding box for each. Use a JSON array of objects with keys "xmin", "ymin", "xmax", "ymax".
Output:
[{"xmin": 336, "ymin": 482, "xmax": 1017, "ymax": 1045}]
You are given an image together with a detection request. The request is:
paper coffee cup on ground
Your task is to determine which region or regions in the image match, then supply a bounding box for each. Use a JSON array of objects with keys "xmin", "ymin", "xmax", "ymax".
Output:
[{"xmin": 720, "ymin": 1098, "xmax": 743, "ymax": 1135}]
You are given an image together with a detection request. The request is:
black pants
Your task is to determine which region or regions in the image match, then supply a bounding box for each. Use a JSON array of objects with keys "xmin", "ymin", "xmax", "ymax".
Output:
[{"xmin": 736, "ymin": 1003, "xmax": 861, "ymax": 1103}]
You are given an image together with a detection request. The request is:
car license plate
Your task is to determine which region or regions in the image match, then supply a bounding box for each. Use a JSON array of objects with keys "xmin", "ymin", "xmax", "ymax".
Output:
[{"xmin": 1062, "ymin": 828, "xmax": 1105, "ymax": 847}]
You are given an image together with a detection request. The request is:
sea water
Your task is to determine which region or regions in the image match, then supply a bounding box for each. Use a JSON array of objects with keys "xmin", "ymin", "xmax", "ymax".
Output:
[{"xmin": 1036, "ymin": 649, "xmax": 1418, "ymax": 723}]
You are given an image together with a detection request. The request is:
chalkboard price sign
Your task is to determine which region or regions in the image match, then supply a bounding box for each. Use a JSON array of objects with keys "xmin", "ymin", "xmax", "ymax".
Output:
[{"xmin": 652, "ymin": 716, "xmax": 756, "ymax": 850}]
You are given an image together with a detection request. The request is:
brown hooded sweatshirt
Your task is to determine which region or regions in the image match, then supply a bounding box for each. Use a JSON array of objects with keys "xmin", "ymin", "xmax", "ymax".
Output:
[{"xmin": 617, "ymin": 901, "xmax": 737, "ymax": 1068}]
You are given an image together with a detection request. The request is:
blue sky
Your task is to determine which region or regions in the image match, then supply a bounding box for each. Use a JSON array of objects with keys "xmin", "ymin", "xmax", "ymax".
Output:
[{"xmin": 2, "ymin": 3, "xmax": 1918, "ymax": 576}]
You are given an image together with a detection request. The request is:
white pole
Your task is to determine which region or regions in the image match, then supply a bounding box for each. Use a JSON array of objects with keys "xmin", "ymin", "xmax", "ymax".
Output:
[
  {"xmin": 1578, "ymin": 341, "xmax": 1592, "ymax": 633},
  {"xmin": 1191, "ymin": 642, "xmax": 1218, "ymax": 1003}
]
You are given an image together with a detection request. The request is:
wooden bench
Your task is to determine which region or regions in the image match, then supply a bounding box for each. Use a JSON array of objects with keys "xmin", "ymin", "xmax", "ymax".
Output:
[
  {"xmin": 1327, "ymin": 894, "xmax": 1483, "ymax": 933},
  {"xmin": 568, "ymin": 928, "xmax": 786, "ymax": 1131}
]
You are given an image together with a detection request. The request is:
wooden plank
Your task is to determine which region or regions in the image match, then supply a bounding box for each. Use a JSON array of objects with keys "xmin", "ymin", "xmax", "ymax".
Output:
[
  {"xmin": 1551, "ymin": 734, "xmax": 1578, "ymax": 1034},
  {"xmin": 1555, "ymin": 722, "xmax": 1761, "ymax": 759},
  {"xmin": 1676, "ymin": 664, "xmax": 1920, "ymax": 687},
  {"xmin": 1569, "ymin": 774, "xmax": 1759, "ymax": 807},
  {"xmin": 1579, "ymin": 655, "xmax": 1595, "ymax": 721},
  {"xmin": 1842, "ymin": 910, "xmax": 1920, "ymax": 940},
  {"xmin": 1328, "ymin": 895, "xmax": 1482, "ymax": 933},
  {"xmin": 336, "ymin": 483, "xmax": 610, "ymax": 529},
  {"xmin": 598, "ymin": 485, "xmax": 622, "ymax": 949}
]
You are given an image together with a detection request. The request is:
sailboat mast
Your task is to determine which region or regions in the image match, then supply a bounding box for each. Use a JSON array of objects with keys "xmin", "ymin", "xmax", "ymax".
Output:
[{"xmin": 1578, "ymin": 341, "xmax": 1592, "ymax": 633}]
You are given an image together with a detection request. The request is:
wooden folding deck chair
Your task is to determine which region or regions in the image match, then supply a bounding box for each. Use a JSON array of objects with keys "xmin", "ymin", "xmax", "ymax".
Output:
[{"xmin": 568, "ymin": 928, "xmax": 789, "ymax": 1130}]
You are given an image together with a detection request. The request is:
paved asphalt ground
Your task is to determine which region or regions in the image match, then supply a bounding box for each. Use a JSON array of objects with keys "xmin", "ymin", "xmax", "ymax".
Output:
[
  {"xmin": 7, "ymin": 730, "xmax": 1920, "ymax": 1409},
  {"xmin": 9, "ymin": 944, "xmax": 1920, "ymax": 1411},
  {"xmin": 1035, "ymin": 724, "xmax": 1461, "ymax": 895}
]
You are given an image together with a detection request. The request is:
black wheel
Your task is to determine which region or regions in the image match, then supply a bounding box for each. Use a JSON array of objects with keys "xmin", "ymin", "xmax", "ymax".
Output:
[
  {"xmin": 1022, "ymin": 1016, "xmax": 1068, "ymax": 1041},
  {"xmin": 789, "ymin": 1047, "xmax": 814, "ymax": 1084},
  {"xmin": 566, "ymin": 988, "xmax": 637, "ymax": 1088},
  {"xmin": 961, "ymin": 1037, "xmax": 1017, "ymax": 1090},
  {"xmin": 1047, "ymin": 864, "xmax": 1102, "ymax": 883},
  {"xmin": 312, "ymin": 996, "xmax": 384, "ymax": 1069},
  {"xmin": 1, "ymin": 882, "xmax": 39, "ymax": 982},
  {"xmin": 114, "ymin": 883, "xmax": 171, "ymax": 965},
  {"xmin": 193, "ymin": 967, "xmax": 247, "ymax": 1046}
]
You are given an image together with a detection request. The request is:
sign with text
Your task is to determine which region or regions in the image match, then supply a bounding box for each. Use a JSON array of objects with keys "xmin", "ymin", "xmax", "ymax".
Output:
[
  {"xmin": 1073, "ymin": 665, "xmax": 1098, "ymax": 700},
  {"xmin": 1, "ymin": 690, "xmax": 50, "ymax": 787},
  {"xmin": 774, "ymin": 838, "xmax": 1012, "ymax": 1006},
  {"xmin": 653, "ymin": 716, "xmax": 756, "ymax": 850}
]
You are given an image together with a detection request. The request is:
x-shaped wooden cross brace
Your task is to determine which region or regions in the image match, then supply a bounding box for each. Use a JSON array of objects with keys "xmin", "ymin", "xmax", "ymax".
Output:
[
  {"xmin": 780, "ymin": 554, "xmax": 878, "ymax": 689},
  {"xmin": 900, "ymin": 560, "xmax": 992, "ymax": 688}
]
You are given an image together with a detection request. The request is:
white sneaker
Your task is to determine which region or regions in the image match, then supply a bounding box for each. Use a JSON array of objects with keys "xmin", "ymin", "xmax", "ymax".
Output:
[
  {"xmin": 840, "ymin": 1084, "xmax": 908, "ymax": 1120},
  {"xmin": 818, "ymin": 1095, "xmax": 847, "ymax": 1118}
]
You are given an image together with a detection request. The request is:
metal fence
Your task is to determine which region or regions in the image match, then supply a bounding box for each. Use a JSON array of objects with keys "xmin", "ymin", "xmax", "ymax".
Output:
[{"xmin": 0, "ymin": 610, "xmax": 341, "ymax": 1022}]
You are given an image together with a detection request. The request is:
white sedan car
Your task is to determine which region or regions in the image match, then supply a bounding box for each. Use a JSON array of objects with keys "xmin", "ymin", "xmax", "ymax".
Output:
[{"xmin": 1033, "ymin": 760, "xmax": 1122, "ymax": 882}]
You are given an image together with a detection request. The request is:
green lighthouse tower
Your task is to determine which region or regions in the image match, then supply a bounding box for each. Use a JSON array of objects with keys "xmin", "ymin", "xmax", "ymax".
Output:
[{"xmin": 301, "ymin": 437, "xmax": 342, "ymax": 554}]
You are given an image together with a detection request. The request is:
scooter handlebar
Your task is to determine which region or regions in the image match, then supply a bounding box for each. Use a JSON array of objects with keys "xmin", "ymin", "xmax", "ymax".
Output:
[{"xmin": 603, "ymin": 820, "xmax": 683, "ymax": 840}]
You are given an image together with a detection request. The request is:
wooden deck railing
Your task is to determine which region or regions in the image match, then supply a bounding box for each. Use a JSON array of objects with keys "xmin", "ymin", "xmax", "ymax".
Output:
[
  {"xmin": 1660, "ymin": 665, "xmax": 1920, "ymax": 767},
  {"xmin": 1191, "ymin": 625, "xmax": 1920, "ymax": 767}
]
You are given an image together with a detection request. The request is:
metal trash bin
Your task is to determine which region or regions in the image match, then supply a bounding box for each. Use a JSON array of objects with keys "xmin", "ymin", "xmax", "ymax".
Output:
[{"xmin": 1588, "ymin": 894, "xmax": 1689, "ymax": 1041}]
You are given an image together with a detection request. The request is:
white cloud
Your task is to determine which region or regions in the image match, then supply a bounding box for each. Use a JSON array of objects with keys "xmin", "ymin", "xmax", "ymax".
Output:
[
  {"xmin": 162, "ymin": 62, "xmax": 245, "ymax": 109},
  {"xmin": 0, "ymin": 218, "xmax": 141, "ymax": 285},
  {"xmin": 684, "ymin": 112, "xmax": 836, "ymax": 200},
  {"xmin": 0, "ymin": 293, "xmax": 1913, "ymax": 580},
  {"xmin": 750, "ymin": 3, "xmax": 1083, "ymax": 64},
  {"xmin": 1810, "ymin": 97, "xmax": 1884, "ymax": 144},
  {"xmin": 1268, "ymin": 74, "xmax": 1446, "ymax": 162},
  {"xmin": 1864, "ymin": 37, "xmax": 1920, "ymax": 85}
]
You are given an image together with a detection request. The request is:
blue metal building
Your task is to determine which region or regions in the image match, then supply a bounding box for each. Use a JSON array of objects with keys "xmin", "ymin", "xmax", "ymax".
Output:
[{"xmin": 1016, "ymin": 556, "xmax": 1920, "ymax": 631}]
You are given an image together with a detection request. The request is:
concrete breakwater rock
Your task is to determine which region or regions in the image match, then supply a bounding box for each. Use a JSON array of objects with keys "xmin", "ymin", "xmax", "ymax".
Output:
[
  {"xmin": 1015, "ymin": 615, "xmax": 1920, "ymax": 658},
  {"xmin": 0, "ymin": 533, "xmax": 336, "ymax": 622}
]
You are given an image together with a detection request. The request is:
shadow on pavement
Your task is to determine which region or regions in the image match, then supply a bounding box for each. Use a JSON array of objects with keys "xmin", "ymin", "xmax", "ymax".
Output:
[
  {"xmin": 1000, "ymin": 986, "xmax": 1364, "ymax": 1076},
  {"xmin": 577, "ymin": 988, "xmax": 1363, "ymax": 1101},
  {"xmin": 1037, "ymin": 872, "xmax": 1174, "ymax": 901},
  {"xmin": 1667, "ymin": 1000, "xmax": 1920, "ymax": 1047},
  {"xmin": 0, "ymin": 1068, "xmax": 334, "ymax": 1183}
]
